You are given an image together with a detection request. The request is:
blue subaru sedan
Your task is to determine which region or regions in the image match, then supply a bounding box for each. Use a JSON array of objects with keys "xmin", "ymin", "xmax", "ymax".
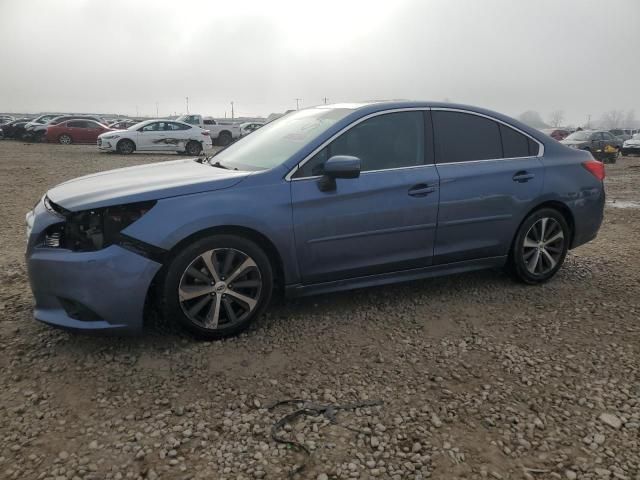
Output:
[{"xmin": 26, "ymin": 102, "xmax": 605, "ymax": 339}]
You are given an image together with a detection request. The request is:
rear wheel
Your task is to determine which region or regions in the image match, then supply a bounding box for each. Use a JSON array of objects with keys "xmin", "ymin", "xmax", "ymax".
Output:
[
  {"xmin": 162, "ymin": 235, "xmax": 273, "ymax": 339},
  {"xmin": 58, "ymin": 134, "xmax": 72, "ymax": 145},
  {"xmin": 509, "ymin": 208, "xmax": 570, "ymax": 284},
  {"xmin": 217, "ymin": 131, "xmax": 232, "ymax": 146},
  {"xmin": 185, "ymin": 140, "xmax": 202, "ymax": 156},
  {"xmin": 116, "ymin": 139, "xmax": 135, "ymax": 155}
]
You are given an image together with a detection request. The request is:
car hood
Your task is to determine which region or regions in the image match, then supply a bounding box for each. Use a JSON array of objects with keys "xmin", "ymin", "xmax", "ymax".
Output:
[
  {"xmin": 624, "ymin": 140, "xmax": 640, "ymax": 146},
  {"xmin": 47, "ymin": 159, "xmax": 250, "ymax": 211},
  {"xmin": 560, "ymin": 140, "xmax": 587, "ymax": 146}
]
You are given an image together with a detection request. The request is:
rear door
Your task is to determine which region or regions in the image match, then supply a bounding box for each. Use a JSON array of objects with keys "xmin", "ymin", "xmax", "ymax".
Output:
[
  {"xmin": 84, "ymin": 120, "xmax": 105, "ymax": 143},
  {"xmin": 290, "ymin": 110, "xmax": 440, "ymax": 284},
  {"xmin": 432, "ymin": 110, "xmax": 544, "ymax": 264},
  {"xmin": 66, "ymin": 120, "xmax": 88, "ymax": 142}
]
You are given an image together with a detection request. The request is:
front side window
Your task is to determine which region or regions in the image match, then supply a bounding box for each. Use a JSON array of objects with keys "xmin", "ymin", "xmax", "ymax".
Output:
[
  {"xmin": 141, "ymin": 122, "xmax": 160, "ymax": 132},
  {"xmin": 433, "ymin": 111, "xmax": 502, "ymax": 163},
  {"xmin": 68, "ymin": 120, "xmax": 88, "ymax": 128},
  {"xmin": 294, "ymin": 111, "xmax": 426, "ymax": 178}
]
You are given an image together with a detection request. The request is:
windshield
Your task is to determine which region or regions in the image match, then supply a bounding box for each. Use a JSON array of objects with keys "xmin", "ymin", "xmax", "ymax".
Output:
[
  {"xmin": 565, "ymin": 131, "xmax": 591, "ymax": 141},
  {"xmin": 210, "ymin": 108, "xmax": 353, "ymax": 171}
]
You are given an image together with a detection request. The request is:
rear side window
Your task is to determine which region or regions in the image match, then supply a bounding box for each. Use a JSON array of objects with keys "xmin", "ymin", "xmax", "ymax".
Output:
[
  {"xmin": 500, "ymin": 124, "xmax": 530, "ymax": 158},
  {"xmin": 527, "ymin": 138, "xmax": 539, "ymax": 156},
  {"xmin": 67, "ymin": 120, "xmax": 88, "ymax": 128},
  {"xmin": 433, "ymin": 111, "xmax": 501, "ymax": 163}
]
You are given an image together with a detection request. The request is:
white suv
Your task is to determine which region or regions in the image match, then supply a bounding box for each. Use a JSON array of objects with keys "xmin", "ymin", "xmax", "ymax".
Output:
[{"xmin": 98, "ymin": 119, "xmax": 213, "ymax": 155}]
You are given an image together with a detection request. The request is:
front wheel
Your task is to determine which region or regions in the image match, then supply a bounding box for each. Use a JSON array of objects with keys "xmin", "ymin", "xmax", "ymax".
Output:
[
  {"xmin": 116, "ymin": 139, "xmax": 135, "ymax": 155},
  {"xmin": 58, "ymin": 134, "xmax": 72, "ymax": 145},
  {"xmin": 509, "ymin": 208, "xmax": 570, "ymax": 284},
  {"xmin": 162, "ymin": 235, "xmax": 273, "ymax": 339}
]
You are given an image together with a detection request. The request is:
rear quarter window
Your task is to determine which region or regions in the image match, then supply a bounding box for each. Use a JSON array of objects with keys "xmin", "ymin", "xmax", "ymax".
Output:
[{"xmin": 433, "ymin": 111, "xmax": 502, "ymax": 163}]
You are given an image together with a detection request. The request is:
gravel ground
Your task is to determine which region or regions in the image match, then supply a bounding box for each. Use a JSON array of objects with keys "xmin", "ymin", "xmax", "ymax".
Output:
[{"xmin": 1, "ymin": 140, "xmax": 639, "ymax": 480}]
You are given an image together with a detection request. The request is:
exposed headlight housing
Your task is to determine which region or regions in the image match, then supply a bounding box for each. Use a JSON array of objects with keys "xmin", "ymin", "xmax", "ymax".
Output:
[
  {"xmin": 102, "ymin": 134, "xmax": 120, "ymax": 140},
  {"xmin": 43, "ymin": 200, "xmax": 156, "ymax": 251}
]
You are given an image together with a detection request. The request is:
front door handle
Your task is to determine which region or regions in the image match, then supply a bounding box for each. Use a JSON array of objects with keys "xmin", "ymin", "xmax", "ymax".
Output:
[
  {"xmin": 513, "ymin": 171, "xmax": 535, "ymax": 183},
  {"xmin": 408, "ymin": 184, "xmax": 436, "ymax": 197}
]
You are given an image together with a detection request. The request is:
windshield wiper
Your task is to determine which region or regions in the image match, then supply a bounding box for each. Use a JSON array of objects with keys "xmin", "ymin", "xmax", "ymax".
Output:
[{"xmin": 210, "ymin": 160, "xmax": 229, "ymax": 169}]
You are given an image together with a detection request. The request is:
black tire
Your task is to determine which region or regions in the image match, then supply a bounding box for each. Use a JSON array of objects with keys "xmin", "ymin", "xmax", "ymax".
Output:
[
  {"xmin": 185, "ymin": 140, "xmax": 202, "ymax": 156},
  {"xmin": 116, "ymin": 139, "xmax": 135, "ymax": 155},
  {"xmin": 217, "ymin": 131, "xmax": 232, "ymax": 147},
  {"xmin": 162, "ymin": 234, "xmax": 273, "ymax": 340},
  {"xmin": 509, "ymin": 208, "xmax": 570, "ymax": 284},
  {"xmin": 58, "ymin": 134, "xmax": 72, "ymax": 145}
]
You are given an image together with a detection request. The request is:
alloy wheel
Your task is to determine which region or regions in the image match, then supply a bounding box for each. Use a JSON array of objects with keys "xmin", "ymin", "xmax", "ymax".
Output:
[
  {"xmin": 59, "ymin": 135, "xmax": 71, "ymax": 145},
  {"xmin": 178, "ymin": 248, "xmax": 262, "ymax": 330},
  {"xmin": 522, "ymin": 217, "xmax": 565, "ymax": 275}
]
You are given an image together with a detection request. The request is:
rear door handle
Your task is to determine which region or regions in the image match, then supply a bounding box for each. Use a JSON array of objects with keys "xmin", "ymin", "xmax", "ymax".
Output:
[
  {"xmin": 513, "ymin": 171, "xmax": 535, "ymax": 183},
  {"xmin": 408, "ymin": 183, "xmax": 436, "ymax": 197}
]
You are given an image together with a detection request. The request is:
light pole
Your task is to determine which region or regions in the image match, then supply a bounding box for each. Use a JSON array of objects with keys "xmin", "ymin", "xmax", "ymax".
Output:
[
  {"xmin": 231, "ymin": 101, "xmax": 234, "ymax": 119},
  {"xmin": 295, "ymin": 98, "xmax": 302, "ymax": 110},
  {"xmin": 186, "ymin": 97, "xmax": 189, "ymax": 114},
  {"xmin": 322, "ymin": 97, "xmax": 328, "ymax": 105},
  {"xmin": 155, "ymin": 102, "xmax": 159, "ymax": 118}
]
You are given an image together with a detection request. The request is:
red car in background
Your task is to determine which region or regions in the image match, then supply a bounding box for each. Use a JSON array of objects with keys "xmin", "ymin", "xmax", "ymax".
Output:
[
  {"xmin": 46, "ymin": 119, "xmax": 112, "ymax": 144},
  {"xmin": 541, "ymin": 128, "xmax": 570, "ymax": 141}
]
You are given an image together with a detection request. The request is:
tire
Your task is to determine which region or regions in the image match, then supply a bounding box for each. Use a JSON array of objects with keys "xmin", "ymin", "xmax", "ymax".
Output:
[
  {"xmin": 116, "ymin": 139, "xmax": 135, "ymax": 155},
  {"xmin": 509, "ymin": 208, "xmax": 570, "ymax": 284},
  {"xmin": 58, "ymin": 134, "xmax": 72, "ymax": 145},
  {"xmin": 217, "ymin": 131, "xmax": 232, "ymax": 147},
  {"xmin": 162, "ymin": 234, "xmax": 273, "ymax": 340},
  {"xmin": 185, "ymin": 140, "xmax": 202, "ymax": 156}
]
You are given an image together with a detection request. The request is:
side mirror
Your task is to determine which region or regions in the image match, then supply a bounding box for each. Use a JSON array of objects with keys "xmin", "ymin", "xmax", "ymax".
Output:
[{"xmin": 317, "ymin": 155, "xmax": 361, "ymax": 192}]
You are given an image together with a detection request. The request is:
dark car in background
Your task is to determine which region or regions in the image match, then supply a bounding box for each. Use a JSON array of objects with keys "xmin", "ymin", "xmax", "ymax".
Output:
[
  {"xmin": 560, "ymin": 130, "xmax": 622, "ymax": 163},
  {"xmin": 610, "ymin": 129, "xmax": 633, "ymax": 142},
  {"xmin": 108, "ymin": 119, "xmax": 139, "ymax": 130},
  {"xmin": 1, "ymin": 118, "xmax": 31, "ymax": 139},
  {"xmin": 45, "ymin": 119, "xmax": 112, "ymax": 144},
  {"xmin": 541, "ymin": 128, "xmax": 570, "ymax": 141}
]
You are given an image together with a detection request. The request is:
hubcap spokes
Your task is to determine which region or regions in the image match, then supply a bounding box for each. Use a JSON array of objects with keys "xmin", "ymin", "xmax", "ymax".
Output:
[
  {"xmin": 523, "ymin": 217, "xmax": 565, "ymax": 275},
  {"xmin": 178, "ymin": 248, "xmax": 261, "ymax": 330}
]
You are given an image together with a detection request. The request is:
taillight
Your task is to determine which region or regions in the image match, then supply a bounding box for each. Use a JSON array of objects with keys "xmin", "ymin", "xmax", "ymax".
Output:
[{"xmin": 582, "ymin": 159, "xmax": 605, "ymax": 181}]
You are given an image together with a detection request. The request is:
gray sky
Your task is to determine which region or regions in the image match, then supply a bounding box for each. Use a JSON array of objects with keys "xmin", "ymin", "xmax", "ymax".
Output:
[{"xmin": 1, "ymin": 0, "xmax": 638, "ymax": 125}]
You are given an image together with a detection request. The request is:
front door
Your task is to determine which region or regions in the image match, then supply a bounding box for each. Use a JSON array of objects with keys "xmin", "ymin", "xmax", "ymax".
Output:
[
  {"xmin": 290, "ymin": 110, "xmax": 440, "ymax": 284},
  {"xmin": 432, "ymin": 110, "xmax": 545, "ymax": 264},
  {"xmin": 137, "ymin": 121, "xmax": 171, "ymax": 151}
]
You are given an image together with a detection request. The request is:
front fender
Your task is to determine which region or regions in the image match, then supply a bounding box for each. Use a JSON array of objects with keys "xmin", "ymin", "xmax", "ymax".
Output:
[{"xmin": 123, "ymin": 181, "xmax": 299, "ymax": 283}]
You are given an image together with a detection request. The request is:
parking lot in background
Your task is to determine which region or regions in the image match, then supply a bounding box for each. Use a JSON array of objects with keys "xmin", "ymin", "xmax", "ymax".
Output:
[{"xmin": 1, "ymin": 141, "xmax": 639, "ymax": 479}]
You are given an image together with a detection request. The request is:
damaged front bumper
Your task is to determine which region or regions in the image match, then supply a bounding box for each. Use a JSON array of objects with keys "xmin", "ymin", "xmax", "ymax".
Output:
[{"xmin": 25, "ymin": 199, "xmax": 162, "ymax": 334}]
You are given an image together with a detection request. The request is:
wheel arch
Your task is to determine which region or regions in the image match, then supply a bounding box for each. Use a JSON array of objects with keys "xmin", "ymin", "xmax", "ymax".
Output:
[
  {"xmin": 144, "ymin": 225, "xmax": 286, "ymax": 322},
  {"xmin": 511, "ymin": 200, "xmax": 576, "ymax": 254},
  {"xmin": 117, "ymin": 137, "xmax": 136, "ymax": 152}
]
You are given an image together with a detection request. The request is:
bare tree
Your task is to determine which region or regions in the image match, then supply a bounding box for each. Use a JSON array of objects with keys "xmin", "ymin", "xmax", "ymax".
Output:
[
  {"xmin": 518, "ymin": 110, "xmax": 548, "ymax": 129},
  {"xmin": 599, "ymin": 110, "xmax": 625, "ymax": 129},
  {"xmin": 625, "ymin": 109, "xmax": 636, "ymax": 128},
  {"xmin": 548, "ymin": 110, "xmax": 564, "ymax": 127}
]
